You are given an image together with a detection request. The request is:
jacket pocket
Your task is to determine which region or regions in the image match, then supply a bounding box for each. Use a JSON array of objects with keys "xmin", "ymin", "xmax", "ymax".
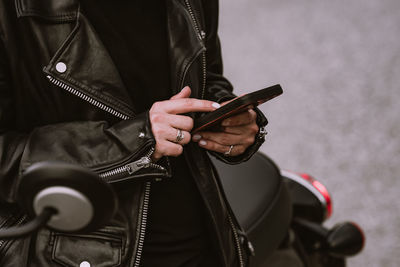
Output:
[{"xmin": 51, "ymin": 226, "xmax": 125, "ymax": 267}]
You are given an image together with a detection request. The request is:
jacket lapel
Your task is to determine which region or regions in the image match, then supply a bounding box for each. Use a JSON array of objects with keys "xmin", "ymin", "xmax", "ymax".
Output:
[
  {"xmin": 16, "ymin": 0, "xmax": 205, "ymax": 116},
  {"xmin": 166, "ymin": 0, "xmax": 205, "ymax": 95},
  {"xmin": 42, "ymin": 13, "xmax": 135, "ymax": 118},
  {"xmin": 16, "ymin": 0, "xmax": 136, "ymax": 118},
  {"xmin": 15, "ymin": 0, "xmax": 78, "ymax": 22}
]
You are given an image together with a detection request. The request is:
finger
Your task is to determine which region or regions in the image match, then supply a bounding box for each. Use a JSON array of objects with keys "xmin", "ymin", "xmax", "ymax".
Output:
[
  {"xmin": 151, "ymin": 121, "xmax": 191, "ymax": 144},
  {"xmin": 166, "ymin": 129, "xmax": 191, "ymax": 145},
  {"xmin": 151, "ymin": 122, "xmax": 191, "ymax": 144},
  {"xmin": 222, "ymin": 122, "xmax": 259, "ymax": 136},
  {"xmin": 193, "ymin": 131, "xmax": 243, "ymax": 146},
  {"xmin": 197, "ymin": 139, "xmax": 246, "ymax": 156},
  {"xmin": 219, "ymin": 126, "xmax": 245, "ymax": 135},
  {"xmin": 151, "ymin": 113, "xmax": 194, "ymax": 131},
  {"xmin": 168, "ymin": 114, "xmax": 194, "ymax": 131},
  {"xmin": 159, "ymin": 98, "xmax": 221, "ymax": 114},
  {"xmin": 221, "ymin": 109, "xmax": 257, "ymax": 127},
  {"xmin": 204, "ymin": 123, "xmax": 259, "ymax": 136},
  {"xmin": 170, "ymin": 86, "xmax": 191, "ymax": 100},
  {"xmin": 153, "ymin": 140, "xmax": 184, "ymax": 160}
]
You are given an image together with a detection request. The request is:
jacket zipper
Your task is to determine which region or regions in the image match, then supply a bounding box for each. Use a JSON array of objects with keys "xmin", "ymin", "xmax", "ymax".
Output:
[
  {"xmin": 0, "ymin": 215, "xmax": 27, "ymax": 251},
  {"xmin": 184, "ymin": 2, "xmax": 244, "ymax": 266},
  {"xmin": 98, "ymin": 147, "xmax": 165, "ymax": 181},
  {"xmin": 183, "ymin": 0, "xmax": 207, "ymax": 99},
  {"xmin": 45, "ymin": 74, "xmax": 162, "ymax": 267},
  {"xmin": 228, "ymin": 214, "xmax": 245, "ymax": 267},
  {"xmin": 200, "ymin": 50, "xmax": 206, "ymax": 99},
  {"xmin": 46, "ymin": 75, "xmax": 129, "ymax": 120},
  {"xmin": 133, "ymin": 182, "xmax": 151, "ymax": 267}
]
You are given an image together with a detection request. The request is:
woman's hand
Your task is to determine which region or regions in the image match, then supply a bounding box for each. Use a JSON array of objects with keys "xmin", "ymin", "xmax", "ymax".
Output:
[
  {"xmin": 191, "ymin": 100, "xmax": 259, "ymax": 157},
  {"xmin": 149, "ymin": 86, "xmax": 221, "ymax": 160}
]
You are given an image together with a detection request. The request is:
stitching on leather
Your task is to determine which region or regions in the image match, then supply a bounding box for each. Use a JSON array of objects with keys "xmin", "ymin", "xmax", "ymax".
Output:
[
  {"xmin": 18, "ymin": 10, "xmax": 76, "ymax": 18},
  {"xmin": 14, "ymin": 0, "xmax": 78, "ymax": 21}
]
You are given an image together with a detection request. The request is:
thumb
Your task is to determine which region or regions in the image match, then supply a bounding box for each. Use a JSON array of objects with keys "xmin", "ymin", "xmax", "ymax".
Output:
[{"xmin": 170, "ymin": 86, "xmax": 191, "ymax": 100}]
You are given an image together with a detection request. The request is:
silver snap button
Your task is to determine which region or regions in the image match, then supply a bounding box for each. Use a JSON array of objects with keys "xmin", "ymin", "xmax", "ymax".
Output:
[
  {"xmin": 138, "ymin": 132, "xmax": 145, "ymax": 138},
  {"xmin": 80, "ymin": 261, "xmax": 91, "ymax": 267},
  {"xmin": 55, "ymin": 62, "xmax": 67, "ymax": 73}
]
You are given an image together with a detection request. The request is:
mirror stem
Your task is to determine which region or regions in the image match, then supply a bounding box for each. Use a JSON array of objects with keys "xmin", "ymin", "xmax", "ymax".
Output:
[{"xmin": 0, "ymin": 207, "xmax": 57, "ymax": 239}]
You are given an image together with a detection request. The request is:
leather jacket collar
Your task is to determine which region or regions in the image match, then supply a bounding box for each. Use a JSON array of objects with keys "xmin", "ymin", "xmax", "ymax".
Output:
[
  {"xmin": 17, "ymin": 0, "xmax": 206, "ymax": 117},
  {"xmin": 15, "ymin": 0, "xmax": 79, "ymax": 21}
]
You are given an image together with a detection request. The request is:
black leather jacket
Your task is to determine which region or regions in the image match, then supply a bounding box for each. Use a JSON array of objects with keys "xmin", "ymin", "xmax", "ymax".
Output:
[{"xmin": 0, "ymin": 0, "xmax": 268, "ymax": 266}]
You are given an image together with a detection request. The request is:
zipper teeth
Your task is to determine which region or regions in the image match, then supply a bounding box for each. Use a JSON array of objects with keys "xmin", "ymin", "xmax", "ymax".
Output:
[
  {"xmin": 132, "ymin": 147, "xmax": 154, "ymax": 266},
  {"xmin": 99, "ymin": 165, "xmax": 128, "ymax": 179},
  {"xmin": 14, "ymin": 216, "xmax": 27, "ymax": 228},
  {"xmin": 148, "ymin": 163, "xmax": 165, "ymax": 170},
  {"xmin": 184, "ymin": 0, "xmax": 202, "ymax": 39},
  {"xmin": 99, "ymin": 147, "xmax": 157, "ymax": 180},
  {"xmin": 46, "ymin": 75, "xmax": 129, "ymax": 120},
  {"xmin": 184, "ymin": 0, "xmax": 206, "ymax": 100},
  {"xmin": 133, "ymin": 182, "xmax": 151, "ymax": 267},
  {"xmin": 0, "ymin": 215, "xmax": 27, "ymax": 249},
  {"xmin": 201, "ymin": 51, "xmax": 206, "ymax": 100},
  {"xmin": 228, "ymin": 214, "xmax": 245, "ymax": 267},
  {"xmin": 144, "ymin": 147, "xmax": 155, "ymax": 158}
]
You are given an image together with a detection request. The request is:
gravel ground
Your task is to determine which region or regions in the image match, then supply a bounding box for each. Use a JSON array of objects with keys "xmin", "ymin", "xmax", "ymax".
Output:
[{"xmin": 219, "ymin": 1, "xmax": 400, "ymax": 266}]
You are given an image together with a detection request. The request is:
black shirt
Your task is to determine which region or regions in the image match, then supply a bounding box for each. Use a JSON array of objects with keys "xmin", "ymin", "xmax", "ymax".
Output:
[
  {"xmin": 80, "ymin": 1, "xmax": 218, "ymax": 266},
  {"xmin": 80, "ymin": 0, "xmax": 171, "ymax": 113}
]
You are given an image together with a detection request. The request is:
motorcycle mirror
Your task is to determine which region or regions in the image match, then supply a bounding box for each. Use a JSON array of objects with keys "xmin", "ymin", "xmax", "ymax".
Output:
[{"xmin": 17, "ymin": 161, "xmax": 118, "ymax": 233}]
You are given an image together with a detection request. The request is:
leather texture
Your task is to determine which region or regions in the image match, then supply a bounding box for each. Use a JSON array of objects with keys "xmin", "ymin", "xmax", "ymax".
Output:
[{"xmin": 0, "ymin": 0, "xmax": 268, "ymax": 266}]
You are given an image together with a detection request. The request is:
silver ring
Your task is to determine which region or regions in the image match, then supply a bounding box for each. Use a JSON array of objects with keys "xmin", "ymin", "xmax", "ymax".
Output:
[
  {"xmin": 175, "ymin": 129, "xmax": 184, "ymax": 142},
  {"xmin": 224, "ymin": 145, "xmax": 234, "ymax": 156}
]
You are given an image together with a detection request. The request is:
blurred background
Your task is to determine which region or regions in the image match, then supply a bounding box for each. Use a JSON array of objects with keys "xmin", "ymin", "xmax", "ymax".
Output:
[{"xmin": 219, "ymin": 0, "xmax": 400, "ymax": 266}]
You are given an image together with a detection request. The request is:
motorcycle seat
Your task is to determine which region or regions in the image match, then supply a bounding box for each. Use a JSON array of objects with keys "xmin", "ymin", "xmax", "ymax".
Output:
[{"xmin": 212, "ymin": 152, "xmax": 292, "ymax": 262}]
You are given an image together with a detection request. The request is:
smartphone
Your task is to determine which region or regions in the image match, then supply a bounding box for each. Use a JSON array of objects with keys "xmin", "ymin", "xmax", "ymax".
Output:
[{"xmin": 192, "ymin": 84, "xmax": 283, "ymax": 133}]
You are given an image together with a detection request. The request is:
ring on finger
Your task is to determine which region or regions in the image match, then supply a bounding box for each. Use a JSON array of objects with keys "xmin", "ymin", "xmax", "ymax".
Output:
[
  {"xmin": 224, "ymin": 145, "xmax": 234, "ymax": 156},
  {"xmin": 175, "ymin": 129, "xmax": 185, "ymax": 142}
]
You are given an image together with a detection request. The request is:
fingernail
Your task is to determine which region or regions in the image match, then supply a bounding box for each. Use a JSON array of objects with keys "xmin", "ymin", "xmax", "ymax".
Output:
[
  {"xmin": 181, "ymin": 86, "xmax": 188, "ymax": 91},
  {"xmin": 221, "ymin": 120, "xmax": 229, "ymax": 126},
  {"xmin": 199, "ymin": 140, "xmax": 207, "ymax": 146},
  {"xmin": 192, "ymin": 134, "xmax": 202, "ymax": 141},
  {"xmin": 212, "ymin": 102, "xmax": 221, "ymax": 109}
]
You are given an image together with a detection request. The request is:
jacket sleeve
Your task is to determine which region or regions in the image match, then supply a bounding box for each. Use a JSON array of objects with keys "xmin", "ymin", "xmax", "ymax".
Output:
[
  {"xmin": 201, "ymin": 0, "xmax": 268, "ymax": 164},
  {"xmin": 0, "ymin": 40, "xmax": 159, "ymax": 204}
]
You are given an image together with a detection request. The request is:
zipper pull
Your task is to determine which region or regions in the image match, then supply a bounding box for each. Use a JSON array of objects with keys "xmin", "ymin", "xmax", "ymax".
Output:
[
  {"xmin": 126, "ymin": 157, "xmax": 151, "ymax": 174},
  {"xmin": 238, "ymin": 229, "xmax": 256, "ymax": 257},
  {"xmin": 247, "ymin": 240, "xmax": 255, "ymax": 257},
  {"xmin": 200, "ymin": 30, "xmax": 206, "ymax": 40}
]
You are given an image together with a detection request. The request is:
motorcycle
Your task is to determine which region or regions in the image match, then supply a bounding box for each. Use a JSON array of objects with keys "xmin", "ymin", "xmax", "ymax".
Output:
[
  {"xmin": 0, "ymin": 152, "xmax": 364, "ymax": 267},
  {"xmin": 213, "ymin": 151, "xmax": 365, "ymax": 267}
]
